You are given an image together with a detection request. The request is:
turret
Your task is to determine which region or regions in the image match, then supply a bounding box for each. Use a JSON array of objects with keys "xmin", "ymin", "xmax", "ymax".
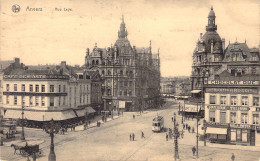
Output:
[
  {"xmin": 118, "ymin": 15, "xmax": 128, "ymax": 39},
  {"xmin": 206, "ymin": 6, "xmax": 217, "ymax": 31}
]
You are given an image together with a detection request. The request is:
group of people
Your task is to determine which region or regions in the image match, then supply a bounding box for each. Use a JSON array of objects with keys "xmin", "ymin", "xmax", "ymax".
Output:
[
  {"xmin": 130, "ymin": 131, "xmax": 145, "ymax": 141},
  {"xmin": 183, "ymin": 123, "xmax": 194, "ymax": 133}
]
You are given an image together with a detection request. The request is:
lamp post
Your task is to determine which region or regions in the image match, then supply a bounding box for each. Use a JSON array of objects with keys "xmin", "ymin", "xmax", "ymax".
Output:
[
  {"xmin": 44, "ymin": 119, "xmax": 60, "ymax": 161},
  {"xmin": 203, "ymin": 119, "xmax": 207, "ymax": 146},
  {"xmin": 21, "ymin": 103, "xmax": 25, "ymax": 140},
  {"xmin": 196, "ymin": 103, "xmax": 199, "ymax": 158},
  {"xmin": 173, "ymin": 112, "xmax": 179, "ymax": 161}
]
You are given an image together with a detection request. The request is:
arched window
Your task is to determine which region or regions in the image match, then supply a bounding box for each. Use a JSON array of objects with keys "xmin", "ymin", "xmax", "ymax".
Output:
[{"xmin": 102, "ymin": 70, "xmax": 105, "ymax": 75}]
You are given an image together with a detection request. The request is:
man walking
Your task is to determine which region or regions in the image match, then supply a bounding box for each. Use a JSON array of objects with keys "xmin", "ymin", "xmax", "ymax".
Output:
[
  {"xmin": 130, "ymin": 133, "xmax": 132, "ymax": 141},
  {"xmin": 141, "ymin": 131, "xmax": 145, "ymax": 139},
  {"xmin": 166, "ymin": 133, "xmax": 168, "ymax": 141},
  {"xmin": 132, "ymin": 133, "xmax": 135, "ymax": 141},
  {"xmin": 192, "ymin": 146, "xmax": 196, "ymax": 156}
]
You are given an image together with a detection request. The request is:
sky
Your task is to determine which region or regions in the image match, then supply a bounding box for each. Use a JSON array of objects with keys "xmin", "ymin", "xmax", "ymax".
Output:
[{"xmin": 0, "ymin": 0, "xmax": 259, "ymax": 77}]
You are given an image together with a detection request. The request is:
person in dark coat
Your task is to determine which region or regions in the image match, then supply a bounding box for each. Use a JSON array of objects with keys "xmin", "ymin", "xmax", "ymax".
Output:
[
  {"xmin": 132, "ymin": 133, "xmax": 135, "ymax": 141},
  {"xmin": 130, "ymin": 133, "xmax": 132, "ymax": 141},
  {"xmin": 192, "ymin": 146, "xmax": 196, "ymax": 156},
  {"xmin": 166, "ymin": 133, "xmax": 168, "ymax": 141},
  {"xmin": 141, "ymin": 131, "xmax": 145, "ymax": 139}
]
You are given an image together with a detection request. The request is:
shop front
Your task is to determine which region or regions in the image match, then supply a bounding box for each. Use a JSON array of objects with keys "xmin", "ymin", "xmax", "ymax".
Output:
[
  {"xmin": 206, "ymin": 122, "xmax": 229, "ymax": 144},
  {"xmin": 229, "ymin": 124, "xmax": 255, "ymax": 146}
]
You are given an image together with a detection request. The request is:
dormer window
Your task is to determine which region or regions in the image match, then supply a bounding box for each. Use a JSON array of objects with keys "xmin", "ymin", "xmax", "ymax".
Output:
[{"xmin": 78, "ymin": 74, "xmax": 84, "ymax": 79}]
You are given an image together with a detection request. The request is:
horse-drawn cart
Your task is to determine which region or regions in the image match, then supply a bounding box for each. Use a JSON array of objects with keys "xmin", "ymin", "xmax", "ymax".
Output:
[{"xmin": 11, "ymin": 143, "xmax": 42, "ymax": 157}]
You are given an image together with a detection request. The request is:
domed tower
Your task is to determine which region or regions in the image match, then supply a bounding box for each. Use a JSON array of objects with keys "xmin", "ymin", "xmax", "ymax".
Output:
[{"xmin": 191, "ymin": 7, "xmax": 224, "ymax": 91}]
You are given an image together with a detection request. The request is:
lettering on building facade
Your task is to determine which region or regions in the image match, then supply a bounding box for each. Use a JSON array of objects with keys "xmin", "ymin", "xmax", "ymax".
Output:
[
  {"xmin": 205, "ymin": 88, "xmax": 258, "ymax": 94},
  {"xmin": 205, "ymin": 80, "xmax": 259, "ymax": 85},
  {"xmin": 207, "ymin": 105, "xmax": 250, "ymax": 111}
]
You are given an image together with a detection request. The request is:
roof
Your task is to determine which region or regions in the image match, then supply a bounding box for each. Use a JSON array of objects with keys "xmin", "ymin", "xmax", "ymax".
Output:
[
  {"xmin": 208, "ymin": 7, "xmax": 215, "ymax": 17},
  {"xmin": 216, "ymin": 70, "xmax": 259, "ymax": 81},
  {"xmin": 223, "ymin": 42, "xmax": 251, "ymax": 61},
  {"xmin": 153, "ymin": 116, "xmax": 163, "ymax": 121},
  {"xmin": 0, "ymin": 60, "xmax": 14, "ymax": 71}
]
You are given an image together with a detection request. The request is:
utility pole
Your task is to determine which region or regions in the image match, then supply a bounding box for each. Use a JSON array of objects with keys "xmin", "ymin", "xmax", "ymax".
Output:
[
  {"xmin": 21, "ymin": 96, "xmax": 25, "ymax": 140},
  {"xmin": 173, "ymin": 112, "xmax": 179, "ymax": 161},
  {"xmin": 196, "ymin": 103, "xmax": 199, "ymax": 158}
]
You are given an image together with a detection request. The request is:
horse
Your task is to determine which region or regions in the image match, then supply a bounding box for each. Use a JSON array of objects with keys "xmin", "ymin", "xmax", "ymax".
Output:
[{"xmin": 11, "ymin": 144, "xmax": 25, "ymax": 154}]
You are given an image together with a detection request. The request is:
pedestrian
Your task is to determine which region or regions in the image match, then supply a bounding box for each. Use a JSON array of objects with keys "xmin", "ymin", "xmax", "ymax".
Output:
[
  {"xmin": 132, "ymin": 133, "xmax": 135, "ymax": 141},
  {"xmin": 192, "ymin": 146, "xmax": 196, "ymax": 156},
  {"xmin": 181, "ymin": 131, "xmax": 184, "ymax": 139},
  {"xmin": 192, "ymin": 127, "xmax": 195, "ymax": 133},
  {"xmin": 171, "ymin": 117, "xmax": 173, "ymax": 122},
  {"xmin": 188, "ymin": 126, "xmax": 191, "ymax": 133},
  {"xmin": 166, "ymin": 133, "xmax": 168, "ymax": 141},
  {"xmin": 186, "ymin": 123, "xmax": 188, "ymax": 129},
  {"xmin": 88, "ymin": 120, "xmax": 91, "ymax": 126},
  {"xmin": 130, "ymin": 133, "xmax": 132, "ymax": 141},
  {"xmin": 133, "ymin": 114, "xmax": 135, "ymax": 119},
  {"xmin": 141, "ymin": 131, "xmax": 145, "ymax": 139},
  {"xmin": 231, "ymin": 153, "xmax": 235, "ymax": 161},
  {"xmin": 183, "ymin": 124, "xmax": 185, "ymax": 130}
]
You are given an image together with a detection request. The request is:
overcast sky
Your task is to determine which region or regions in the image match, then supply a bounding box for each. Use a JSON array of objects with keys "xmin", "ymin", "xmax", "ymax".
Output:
[{"xmin": 1, "ymin": 0, "xmax": 259, "ymax": 77}]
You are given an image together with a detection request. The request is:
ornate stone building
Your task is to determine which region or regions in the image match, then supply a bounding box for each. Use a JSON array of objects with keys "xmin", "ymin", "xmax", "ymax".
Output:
[
  {"xmin": 85, "ymin": 16, "xmax": 161, "ymax": 112},
  {"xmin": 191, "ymin": 7, "xmax": 260, "ymax": 94}
]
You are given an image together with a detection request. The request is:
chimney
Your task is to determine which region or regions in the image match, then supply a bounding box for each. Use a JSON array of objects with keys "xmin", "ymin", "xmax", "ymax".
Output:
[
  {"xmin": 200, "ymin": 33, "xmax": 203, "ymax": 39},
  {"xmin": 14, "ymin": 58, "xmax": 20, "ymax": 68},
  {"xmin": 61, "ymin": 61, "xmax": 66, "ymax": 68},
  {"xmin": 222, "ymin": 38, "xmax": 225, "ymax": 52}
]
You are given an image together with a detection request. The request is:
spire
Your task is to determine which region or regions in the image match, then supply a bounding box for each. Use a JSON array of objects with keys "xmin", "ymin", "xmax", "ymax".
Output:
[
  {"xmin": 206, "ymin": 6, "xmax": 217, "ymax": 31},
  {"xmin": 118, "ymin": 15, "xmax": 128, "ymax": 39}
]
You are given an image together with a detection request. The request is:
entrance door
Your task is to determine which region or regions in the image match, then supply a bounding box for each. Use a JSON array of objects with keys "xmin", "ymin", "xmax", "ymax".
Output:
[
  {"xmin": 250, "ymin": 130, "xmax": 255, "ymax": 146},
  {"xmin": 236, "ymin": 129, "xmax": 242, "ymax": 142}
]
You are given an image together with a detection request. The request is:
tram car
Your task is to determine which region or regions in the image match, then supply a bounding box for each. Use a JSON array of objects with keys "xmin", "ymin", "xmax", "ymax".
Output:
[{"xmin": 152, "ymin": 116, "xmax": 164, "ymax": 132}]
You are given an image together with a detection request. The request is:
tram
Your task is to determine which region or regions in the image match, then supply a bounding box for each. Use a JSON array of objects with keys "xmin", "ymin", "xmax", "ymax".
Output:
[{"xmin": 152, "ymin": 116, "xmax": 164, "ymax": 132}]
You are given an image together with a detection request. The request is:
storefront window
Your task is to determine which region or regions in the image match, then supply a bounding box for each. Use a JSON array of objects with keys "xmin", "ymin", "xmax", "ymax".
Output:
[
  {"xmin": 220, "ymin": 96, "xmax": 226, "ymax": 105},
  {"xmin": 209, "ymin": 111, "xmax": 215, "ymax": 122},
  {"xmin": 253, "ymin": 114, "xmax": 259, "ymax": 125},
  {"xmin": 242, "ymin": 130, "xmax": 248, "ymax": 142},
  {"xmin": 217, "ymin": 134, "xmax": 226, "ymax": 140},
  {"xmin": 210, "ymin": 95, "xmax": 216, "ymax": 104},
  {"xmin": 241, "ymin": 113, "xmax": 248, "ymax": 124},
  {"xmin": 230, "ymin": 96, "xmax": 237, "ymax": 105},
  {"xmin": 241, "ymin": 96, "xmax": 248, "ymax": 106},
  {"xmin": 230, "ymin": 112, "xmax": 236, "ymax": 123},
  {"xmin": 253, "ymin": 97, "xmax": 259, "ymax": 106}
]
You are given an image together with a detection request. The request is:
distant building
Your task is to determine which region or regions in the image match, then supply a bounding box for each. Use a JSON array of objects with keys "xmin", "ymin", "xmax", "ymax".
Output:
[
  {"xmin": 84, "ymin": 16, "xmax": 161, "ymax": 112},
  {"xmin": 204, "ymin": 70, "xmax": 260, "ymax": 146},
  {"xmin": 2, "ymin": 58, "xmax": 101, "ymax": 126},
  {"xmin": 160, "ymin": 77, "xmax": 176, "ymax": 96}
]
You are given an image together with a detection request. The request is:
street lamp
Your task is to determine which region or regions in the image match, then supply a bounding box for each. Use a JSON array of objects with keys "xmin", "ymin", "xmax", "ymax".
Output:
[
  {"xmin": 21, "ymin": 103, "xmax": 25, "ymax": 140},
  {"xmin": 44, "ymin": 119, "xmax": 60, "ymax": 161},
  {"xmin": 173, "ymin": 112, "xmax": 179, "ymax": 161}
]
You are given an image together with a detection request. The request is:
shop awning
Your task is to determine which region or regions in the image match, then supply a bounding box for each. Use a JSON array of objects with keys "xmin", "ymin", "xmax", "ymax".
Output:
[
  {"xmin": 206, "ymin": 127, "xmax": 227, "ymax": 134},
  {"xmin": 75, "ymin": 107, "xmax": 96, "ymax": 117},
  {"xmin": 4, "ymin": 109, "xmax": 76, "ymax": 121},
  {"xmin": 86, "ymin": 107, "xmax": 96, "ymax": 113},
  {"xmin": 191, "ymin": 90, "xmax": 202, "ymax": 93}
]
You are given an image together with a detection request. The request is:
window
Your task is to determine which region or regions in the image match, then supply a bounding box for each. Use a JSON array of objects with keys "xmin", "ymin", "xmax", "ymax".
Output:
[
  {"xmin": 209, "ymin": 111, "xmax": 215, "ymax": 122},
  {"xmin": 63, "ymin": 96, "xmax": 66, "ymax": 105},
  {"xmin": 230, "ymin": 96, "xmax": 237, "ymax": 105},
  {"xmin": 22, "ymin": 96, "xmax": 25, "ymax": 105},
  {"xmin": 50, "ymin": 97, "xmax": 54, "ymax": 106},
  {"xmin": 241, "ymin": 96, "xmax": 248, "ymax": 106},
  {"xmin": 220, "ymin": 96, "xmax": 226, "ymax": 105},
  {"xmin": 63, "ymin": 85, "xmax": 66, "ymax": 92},
  {"xmin": 41, "ymin": 97, "xmax": 45, "ymax": 106},
  {"xmin": 253, "ymin": 114, "xmax": 259, "ymax": 125},
  {"xmin": 124, "ymin": 90, "xmax": 127, "ymax": 96},
  {"xmin": 6, "ymin": 84, "xmax": 10, "ymax": 91},
  {"xmin": 129, "ymin": 91, "xmax": 132, "ymax": 96},
  {"xmin": 29, "ymin": 96, "xmax": 33, "ymax": 105},
  {"xmin": 41, "ymin": 85, "xmax": 45, "ymax": 92},
  {"xmin": 6, "ymin": 95, "xmax": 9, "ymax": 104},
  {"xmin": 59, "ymin": 96, "xmax": 61, "ymax": 106},
  {"xmin": 78, "ymin": 75, "xmax": 84, "ymax": 79},
  {"xmin": 35, "ymin": 85, "xmax": 39, "ymax": 92},
  {"xmin": 129, "ymin": 81, "xmax": 133, "ymax": 86},
  {"xmin": 119, "ymin": 91, "xmax": 122, "ymax": 96},
  {"xmin": 50, "ymin": 85, "xmax": 54, "ymax": 92},
  {"xmin": 220, "ymin": 112, "xmax": 226, "ymax": 123},
  {"xmin": 14, "ymin": 84, "xmax": 17, "ymax": 91},
  {"xmin": 14, "ymin": 96, "xmax": 17, "ymax": 105},
  {"xmin": 35, "ymin": 96, "xmax": 39, "ymax": 106},
  {"xmin": 21, "ymin": 84, "xmax": 25, "ymax": 91},
  {"xmin": 241, "ymin": 113, "xmax": 248, "ymax": 124},
  {"xmin": 30, "ymin": 84, "xmax": 33, "ymax": 92},
  {"xmin": 253, "ymin": 97, "xmax": 259, "ymax": 106},
  {"xmin": 124, "ymin": 81, "xmax": 128, "ymax": 87},
  {"xmin": 59, "ymin": 85, "xmax": 61, "ymax": 92},
  {"xmin": 230, "ymin": 112, "xmax": 236, "ymax": 123},
  {"xmin": 209, "ymin": 95, "xmax": 216, "ymax": 104}
]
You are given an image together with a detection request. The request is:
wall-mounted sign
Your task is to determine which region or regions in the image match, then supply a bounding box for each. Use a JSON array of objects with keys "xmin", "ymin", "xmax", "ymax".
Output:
[
  {"xmin": 4, "ymin": 74, "xmax": 69, "ymax": 80},
  {"xmin": 205, "ymin": 80, "xmax": 259, "ymax": 85},
  {"xmin": 205, "ymin": 88, "xmax": 258, "ymax": 94},
  {"xmin": 207, "ymin": 105, "xmax": 250, "ymax": 111},
  {"xmin": 230, "ymin": 123, "xmax": 255, "ymax": 130}
]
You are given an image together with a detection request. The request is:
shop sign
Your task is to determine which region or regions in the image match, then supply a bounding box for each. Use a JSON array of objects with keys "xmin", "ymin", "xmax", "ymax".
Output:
[
  {"xmin": 207, "ymin": 105, "xmax": 249, "ymax": 111},
  {"xmin": 205, "ymin": 88, "xmax": 258, "ymax": 94},
  {"xmin": 4, "ymin": 74, "xmax": 69, "ymax": 80},
  {"xmin": 205, "ymin": 80, "xmax": 259, "ymax": 85},
  {"xmin": 206, "ymin": 122, "xmax": 229, "ymax": 127},
  {"xmin": 230, "ymin": 123, "xmax": 255, "ymax": 129}
]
